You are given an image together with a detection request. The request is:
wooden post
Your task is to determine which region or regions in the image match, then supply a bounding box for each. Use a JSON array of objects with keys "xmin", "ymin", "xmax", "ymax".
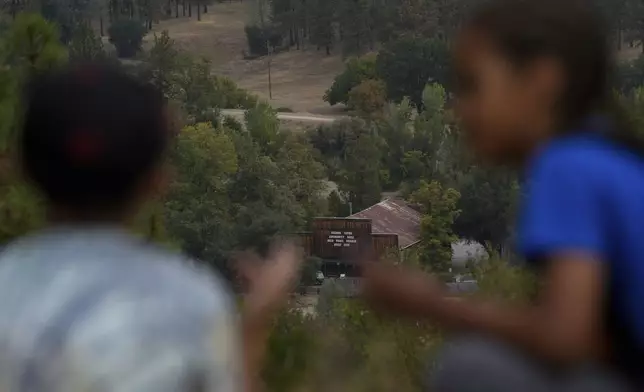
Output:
[{"xmin": 267, "ymin": 44, "xmax": 273, "ymax": 99}]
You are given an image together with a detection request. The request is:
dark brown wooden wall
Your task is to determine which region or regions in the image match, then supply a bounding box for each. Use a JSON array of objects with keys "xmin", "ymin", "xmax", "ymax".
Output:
[
  {"xmin": 291, "ymin": 218, "xmax": 400, "ymax": 262},
  {"xmin": 372, "ymin": 233, "xmax": 399, "ymax": 260}
]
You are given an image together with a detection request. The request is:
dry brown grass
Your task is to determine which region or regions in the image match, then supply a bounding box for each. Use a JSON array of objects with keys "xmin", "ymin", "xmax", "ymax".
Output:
[
  {"xmin": 146, "ymin": 1, "xmax": 347, "ymax": 114},
  {"xmin": 142, "ymin": 1, "xmax": 643, "ymax": 114}
]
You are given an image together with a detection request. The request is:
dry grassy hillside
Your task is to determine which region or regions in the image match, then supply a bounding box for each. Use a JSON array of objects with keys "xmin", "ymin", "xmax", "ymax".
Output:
[
  {"xmin": 147, "ymin": 1, "xmax": 346, "ymax": 114},
  {"xmin": 140, "ymin": 1, "xmax": 642, "ymax": 113}
]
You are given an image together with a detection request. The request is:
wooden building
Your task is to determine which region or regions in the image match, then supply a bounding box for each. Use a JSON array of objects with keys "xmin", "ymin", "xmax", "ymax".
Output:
[
  {"xmin": 292, "ymin": 198, "xmax": 487, "ymax": 279},
  {"xmin": 292, "ymin": 199, "xmax": 416, "ymax": 277}
]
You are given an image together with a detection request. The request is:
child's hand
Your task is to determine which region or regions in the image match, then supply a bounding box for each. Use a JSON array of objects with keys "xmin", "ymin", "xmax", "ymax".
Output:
[
  {"xmin": 234, "ymin": 241, "xmax": 303, "ymax": 324},
  {"xmin": 361, "ymin": 260, "xmax": 445, "ymax": 318}
]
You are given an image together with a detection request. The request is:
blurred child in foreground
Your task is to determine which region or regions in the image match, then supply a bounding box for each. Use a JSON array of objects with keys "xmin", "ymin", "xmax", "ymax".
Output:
[
  {"xmin": 0, "ymin": 64, "xmax": 300, "ymax": 391},
  {"xmin": 362, "ymin": 0, "xmax": 644, "ymax": 391}
]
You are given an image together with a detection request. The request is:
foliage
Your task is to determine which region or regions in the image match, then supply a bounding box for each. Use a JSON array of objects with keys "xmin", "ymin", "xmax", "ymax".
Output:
[
  {"xmin": 244, "ymin": 24, "xmax": 282, "ymax": 56},
  {"xmin": 260, "ymin": 252, "xmax": 536, "ymax": 392},
  {"xmin": 324, "ymin": 54, "xmax": 378, "ymax": 106},
  {"xmin": 141, "ymin": 30, "xmax": 183, "ymax": 97},
  {"xmin": 165, "ymin": 122, "xmax": 238, "ymax": 272},
  {"xmin": 376, "ymin": 37, "xmax": 450, "ymax": 109},
  {"xmin": 453, "ymin": 167, "xmax": 519, "ymax": 253},
  {"xmin": 621, "ymin": 86, "xmax": 644, "ymax": 132},
  {"xmin": 0, "ymin": 14, "xmax": 68, "ymax": 149},
  {"xmin": 409, "ymin": 181, "xmax": 460, "ymax": 272},
  {"xmin": 4, "ymin": 13, "xmax": 68, "ymax": 74},
  {"xmin": 68, "ymin": 22, "xmax": 107, "ymax": 62},
  {"xmin": 0, "ymin": 14, "xmax": 68, "ymax": 244},
  {"xmin": 616, "ymin": 54, "xmax": 644, "ymax": 94},
  {"xmin": 332, "ymin": 119, "xmax": 383, "ymax": 211},
  {"xmin": 348, "ymin": 79, "xmax": 387, "ymax": 116},
  {"xmin": 244, "ymin": 0, "xmax": 474, "ymax": 58},
  {"xmin": 471, "ymin": 255, "xmax": 539, "ymax": 303},
  {"xmin": 263, "ymin": 310, "xmax": 317, "ymax": 392},
  {"xmin": 165, "ymin": 114, "xmax": 327, "ymax": 273},
  {"xmin": 142, "ymin": 31, "xmax": 258, "ymax": 120},
  {"xmin": 108, "ymin": 19, "xmax": 147, "ymax": 58}
]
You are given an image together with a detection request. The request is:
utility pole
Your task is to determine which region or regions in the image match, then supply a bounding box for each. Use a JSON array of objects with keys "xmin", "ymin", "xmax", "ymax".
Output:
[{"xmin": 267, "ymin": 43, "xmax": 273, "ymax": 99}]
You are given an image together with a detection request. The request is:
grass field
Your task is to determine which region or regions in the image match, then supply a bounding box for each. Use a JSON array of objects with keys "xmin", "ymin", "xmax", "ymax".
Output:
[
  {"xmin": 146, "ymin": 0, "xmax": 346, "ymax": 114},
  {"xmin": 141, "ymin": 1, "xmax": 643, "ymax": 114}
]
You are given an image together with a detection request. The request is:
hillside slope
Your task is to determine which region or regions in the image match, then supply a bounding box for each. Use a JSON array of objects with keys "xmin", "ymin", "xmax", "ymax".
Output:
[{"xmin": 148, "ymin": 1, "xmax": 345, "ymax": 114}]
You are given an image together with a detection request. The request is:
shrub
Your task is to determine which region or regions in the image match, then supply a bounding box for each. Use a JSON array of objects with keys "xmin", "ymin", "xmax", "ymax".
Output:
[
  {"xmin": 262, "ymin": 256, "xmax": 537, "ymax": 392},
  {"xmin": 263, "ymin": 309, "xmax": 317, "ymax": 392},
  {"xmin": 211, "ymin": 75, "xmax": 259, "ymax": 109},
  {"xmin": 68, "ymin": 23, "xmax": 107, "ymax": 62},
  {"xmin": 348, "ymin": 79, "xmax": 387, "ymax": 115},
  {"xmin": 108, "ymin": 19, "xmax": 147, "ymax": 58},
  {"xmin": 324, "ymin": 54, "xmax": 378, "ymax": 106}
]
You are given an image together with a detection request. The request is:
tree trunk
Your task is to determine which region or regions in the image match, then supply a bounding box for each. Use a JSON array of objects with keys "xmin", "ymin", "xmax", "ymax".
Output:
[
  {"xmin": 100, "ymin": 16, "xmax": 104, "ymax": 36},
  {"xmin": 188, "ymin": 2, "xmax": 192, "ymax": 17},
  {"xmin": 326, "ymin": 45, "xmax": 330, "ymax": 55},
  {"xmin": 182, "ymin": 1, "xmax": 186, "ymax": 16},
  {"xmin": 197, "ymin": 1, "xmax": 201, "ymax": 20},
  {"xmin": 204, "ymin": 4, "xmax": 207, "ymax": 13},
  {"xmin": 175, "ymin": 0, "xmax": 179, "ymax": 17}
]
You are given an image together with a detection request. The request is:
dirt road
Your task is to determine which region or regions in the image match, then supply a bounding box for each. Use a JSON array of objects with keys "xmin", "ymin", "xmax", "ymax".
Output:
[{"xmin": 221, "ymin": 109, "xmax": 346, "ymax": 124}]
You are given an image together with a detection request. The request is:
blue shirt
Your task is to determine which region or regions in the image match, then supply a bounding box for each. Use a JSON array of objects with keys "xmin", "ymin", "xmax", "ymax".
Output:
[
  {"xmin": 518, "ymin": 132, "xmax": 644, "ymax": 361},
  {"xmin": 0, "ymin": 225, "xmax": 241, "ymax": 392}
]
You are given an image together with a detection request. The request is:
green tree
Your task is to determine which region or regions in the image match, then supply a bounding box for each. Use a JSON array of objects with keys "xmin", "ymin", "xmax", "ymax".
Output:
[
  {"xmin": 348, "ymin": 79, "xmax": 387, "ymax": 116},
  {"xmin": 376, "ymin": 37, "xmax": 450, "ymax": 108},
  {"xmin": 274, "ymin": 133, "xmax": 328, "ymax": 221},
  {"xmin": 68, "ymin": 22, "xmax": 107, "ymax": 62},
  {"xmin": 376, "ymin": 97, "xmax": 416, "ymax": 190},
  {"xmin": 309, "ymin": 0, "xmax": 335, "ymax": 54},
  {"xmin": 143, "ymin": 30, "xmax": 184, "ymax": 98},
  {"xmin": 454, "ymin": 167, "xmax": 518, "ymax": 254},
  {"xmin": 244, "ymin": 103, "xmax": 282, "ymax": 155},
  {"xmin": 164, "ymin": 122, "xmax": 239, "ymax": 268},
  {"xmin": 335, "ymin": 119, "xmax": 383, "ymax": 211},
  {"xmin": 0, "ymin": 13, "xmax": 68, "ymax": 244},
  {"xmin": 4, "ymin": 13, "xmax": 68, "ymax": 74},
  {"xmin": 108, "ymin": 19, "xmax": 147, "ymax": 58},
  {"xmin": 143, "ymin": 32, "xmax": 258, "ymax": 115},
  {"xmin": 324, "ymin": 54, "xmax": 378, "ymax": 106},
  {"xmin": 409, "ymin": 180, "xmax": 460, "ymax": 272}
]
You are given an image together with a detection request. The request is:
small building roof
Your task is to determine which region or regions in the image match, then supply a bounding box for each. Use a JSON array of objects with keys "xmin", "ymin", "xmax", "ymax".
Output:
[{"xmin": 350, "ymin": 198, "xmax": 421, "ymax": 249}]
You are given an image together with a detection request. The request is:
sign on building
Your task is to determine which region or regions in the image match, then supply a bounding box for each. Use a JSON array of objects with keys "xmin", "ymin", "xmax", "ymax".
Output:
[{"xmin": 312, "ymin": 218, "xmax": 372, "ymax": 260}]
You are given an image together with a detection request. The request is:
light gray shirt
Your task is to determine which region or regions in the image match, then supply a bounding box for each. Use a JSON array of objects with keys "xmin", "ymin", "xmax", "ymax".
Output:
[{"xmin": 0, "ymin": 225, "xmax": 241, "ymax": 392}]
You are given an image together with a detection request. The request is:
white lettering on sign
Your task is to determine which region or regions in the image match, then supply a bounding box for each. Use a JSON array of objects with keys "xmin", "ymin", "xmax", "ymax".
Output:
[{"xmin": 326, "ymin": 231, "xmax": 358, "ymax": 248}]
